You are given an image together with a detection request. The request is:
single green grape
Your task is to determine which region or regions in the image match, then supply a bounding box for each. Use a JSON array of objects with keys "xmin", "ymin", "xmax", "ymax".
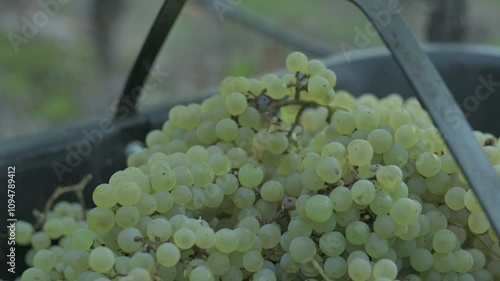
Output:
[
  {"xmin": 238, "ymin": 163, "xmax": 263, "ymax": 188},
  {"xmin": 286, "ymin": 51, "xmax": 308, "ymax": 73},
  {"xmin": 33, "ymin": 249, "xmax": 57, "ymax": 273},
  {"xmin": 260, "ymin": 180, "xmax": 285, "ymax": 202},
  {"xmin": 173, "ymin": 227, "xmax": 196, "ymax": 250},
  {"xmin": 156, "ymin": 242, "xmax": 180, "ymax": 267},
  {"xmin": 89, "ymin": 247, "xmax": 115, "ymax": 273},
  {"xmin": 305, "ymin": 194, "xmax": 334, "ymax": 223},
  {"xmin": 416, "ymin": 152, "xmax": 442, "ymax": 177},
  {"xmin": 215, "ymin": 118, "xmax": 239, "ymax": 142},
  {"xmin": 21, "ymin": 268, "xmax": 48, "ymax": 281},
  {"xmin": 242, "ymin": 251, "xmax": 264, "ymax": 272},
  {"xmin": 355, "ymin": 107, "xmax": 380, "ymax": 132},
  {"xmin": 147, "ymin": 218, "xmax": 172, "ymax": 243},
  {"xmin": 289, "ymin": 236, "xmax": 316, "ymax": 263},
  {"xmin": 351, "ymin": 179, "xmax": 376, "ymax": 205},
  {"xmin": 367, "ymin": 129, "xmax": 393, "ymax": 154},
  {"xmin": 225, "ymin": 92, "xmax": 248, "ymax": 116},
  {"xmin": 348, "ymin": 258, "xmax": 372, "ymax": 281},
  {"xmin": 347, "ymin": 139, "xmax": 373, "ymax": 166},
  {"xmin": 258, "ymin": 224, "xmax": 281, "ymax": 249},
  {"xmin": 215, "ymin": 229, "xmax": 239, "ymax": 254},
  {"xmin": 316, "ymin": 157, "xmax": 342, "ymax": 184}
]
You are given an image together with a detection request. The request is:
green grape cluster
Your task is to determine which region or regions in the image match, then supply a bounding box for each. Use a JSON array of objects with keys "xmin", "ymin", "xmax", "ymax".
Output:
[{"xmin": 16, "ymin": 51, "xmax": 500, "ymax": 281}]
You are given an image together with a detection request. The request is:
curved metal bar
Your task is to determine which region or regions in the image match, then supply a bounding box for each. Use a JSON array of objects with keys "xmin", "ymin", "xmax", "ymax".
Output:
[
  {"xmin": 195, "ymin": 0, "xmax": 335, "ymax": 57},
  {"xmin": 349, "ymin": 0, "xmax": 500, "ymax": 235},
  {"xmin": 115, "ymin": 0, "xmax": 186, "ymax": 119}
]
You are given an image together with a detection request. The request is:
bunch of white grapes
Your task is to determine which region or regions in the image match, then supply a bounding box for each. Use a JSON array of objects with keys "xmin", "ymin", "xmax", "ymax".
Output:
[{"xmin": 16, "ymin": 51, "xmax": 500, "ymax": 281}]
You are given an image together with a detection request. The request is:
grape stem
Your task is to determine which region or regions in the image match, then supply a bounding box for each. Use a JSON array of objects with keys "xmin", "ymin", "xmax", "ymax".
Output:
[
  {"xmin": 252, "ymin": 71, "xmax": 335, "ymax": 141},
  {"xmin": 133, "ymin": 236, "xmax": 164, "ymax": 280},
  {"xmin": 34, "ymin": 174, "xmax": 92, "ymax": 229},
  {"xmin": 280, "ymin": 99, "xmax": 333, "ymax": 138},
  {"xmin": 261, "ymin": 197, "xmax": 296, "ymax": 225},
  {"xmin": 264, "ymin": 245, "xmax": 281, "ymax": 260},
  {"xmin": 320, "ymin": 180, "xmax": 345, "ymax": 195},
  {"xmin": 286, "ymin": 104, "xmax": 307, "ymax": 138},
  {"xmin": 448, "ymin": 221, "xmax": 500, "ymax": 258},
  {"xmin": 310, "ymin": 258, "xmax": 334, "ymax": 281},
  {"xmin": 292, "ymin": 72, "xmax": 308, "ymax": 100}
]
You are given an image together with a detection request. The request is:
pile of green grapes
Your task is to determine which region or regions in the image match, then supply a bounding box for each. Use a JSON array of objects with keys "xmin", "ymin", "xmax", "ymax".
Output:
[{"xmin": 16, "ymin": 52, "xmax": 500, "ymax": 281}]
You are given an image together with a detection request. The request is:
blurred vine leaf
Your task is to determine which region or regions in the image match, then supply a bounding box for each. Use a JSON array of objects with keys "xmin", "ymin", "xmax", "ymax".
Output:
[
  {"xmin": 228, "ymin": 58, "xmax": 256, "ymax": 77},
  {"xmin": 0, "ymin": 39, "xmax": 82, "ymax": 121}
]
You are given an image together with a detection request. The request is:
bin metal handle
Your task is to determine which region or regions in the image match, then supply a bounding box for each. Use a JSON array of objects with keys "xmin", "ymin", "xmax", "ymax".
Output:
[
  {"xmin": 115, "ymin": 0, "xmax": 186, "ymax": 119},
  {"xmin": 349, "ymin": 0, "xmax": 500, "ymax": 234}
]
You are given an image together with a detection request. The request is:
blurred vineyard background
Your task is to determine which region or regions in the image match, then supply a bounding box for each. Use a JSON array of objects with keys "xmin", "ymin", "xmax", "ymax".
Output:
[{"xmin": 1, "ymin": 0, "xmax": 499, "ymax": 141}]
